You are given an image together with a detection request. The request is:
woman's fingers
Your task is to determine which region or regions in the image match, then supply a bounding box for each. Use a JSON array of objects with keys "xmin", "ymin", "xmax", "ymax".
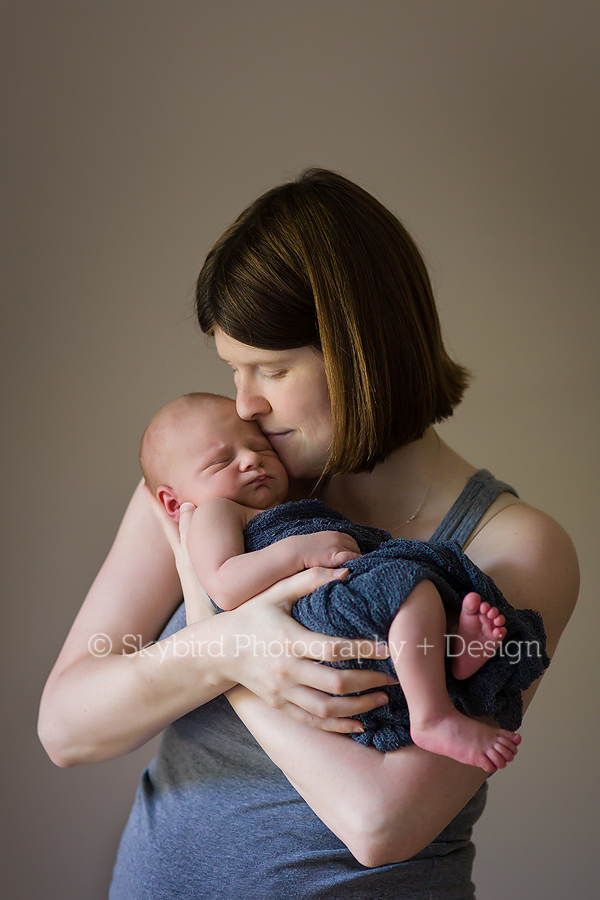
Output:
[
  {"xmin": 266, "ymin": 607, "xmax": 390, "ymax": 666},
  {"xmin": 284, "ymin": 683, "xmax": 390, "ymax": 719},
  {"xmin": 142, "ymin": 489, "xmax": 213, "ymax": 621},
  {"xmin": 266, "ymin": 698, "xmax": 366, "ymax": 734},
  {"xmin": 143, "ymin": 487, "xmax": 197, "ymax": 554},
  {"xmin": 142, "ymin": 484, "xmax": 180, "ymax": 551},
  {"xmin": 252, "ymin": 568, "xmax": 390, "ymax": 658},
  {"xmin": 266, "ymin": 686, "xmax": 392, "ymax": 734},
  {"xmin": 223, "ymin": 566, "xmax": 395, "ymax": 723},
  {"xmin": 290, "ymin": 658, "xmax": 395, "ymax": 695},
  {"xmin": 251, "ymin": 565, "xmax": 351, "ymax": 612},
  {"xmin": 312, "ymin": 635, "xmax": 389, "ymax": 663},
  {"xmin": 143, "ymin": 487, "xmax": 196, "ymax": 564},
  {"xmin": 178, "ymin": 502, "xmax": 197, "ymax": 547}
]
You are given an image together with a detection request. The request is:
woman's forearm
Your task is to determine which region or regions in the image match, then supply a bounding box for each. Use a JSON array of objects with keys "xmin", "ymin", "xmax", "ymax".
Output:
[
  {"xmin": 39, "ymin": 616, "xmax": 236, "ymax": 767},
  {"xmin": 38, "ymin": 482, "xmax": 235, "ymax": 766},
  {"xmin": 226, "ymin": 685, "xmax": 487, "ymax": 867}
]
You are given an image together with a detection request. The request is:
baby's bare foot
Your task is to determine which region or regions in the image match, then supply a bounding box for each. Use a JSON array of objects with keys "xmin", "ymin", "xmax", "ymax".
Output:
[
  {"xmin": 450, "ymin": 592, "xmax": 506, "ymax": 680},
  {"xmin": 411, "ymin": 711, "xmax": 521, "ymax": 774}
]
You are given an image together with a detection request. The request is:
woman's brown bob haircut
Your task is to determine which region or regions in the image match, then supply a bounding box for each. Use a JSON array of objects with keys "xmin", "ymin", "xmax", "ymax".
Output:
[{"xmin": 196, "ymin": 168, "xmax": 470, "ymax": 476}]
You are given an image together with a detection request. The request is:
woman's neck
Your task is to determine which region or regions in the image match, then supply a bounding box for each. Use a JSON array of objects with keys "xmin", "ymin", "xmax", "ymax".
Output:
[{"xmin": 319, "ymin": 429, "xmax": 476, "ymax": 540}]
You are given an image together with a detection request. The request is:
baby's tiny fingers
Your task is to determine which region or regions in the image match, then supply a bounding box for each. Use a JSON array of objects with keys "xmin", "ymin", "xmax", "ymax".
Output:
[{"xmin": 333, "ymin": 550, "xmax": 361, "ymax": 566}]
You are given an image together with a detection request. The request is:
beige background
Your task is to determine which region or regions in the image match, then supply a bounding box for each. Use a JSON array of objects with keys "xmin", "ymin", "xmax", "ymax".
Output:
[{"xmin": 2, "ymin": 2, "xmax": 598, "ymax": 897}]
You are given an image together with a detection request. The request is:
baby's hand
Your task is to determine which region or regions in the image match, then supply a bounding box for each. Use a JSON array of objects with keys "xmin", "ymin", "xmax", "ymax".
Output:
[{"xmin": 301, "ymin": 531, "xmax": 361, "ymax": 569}]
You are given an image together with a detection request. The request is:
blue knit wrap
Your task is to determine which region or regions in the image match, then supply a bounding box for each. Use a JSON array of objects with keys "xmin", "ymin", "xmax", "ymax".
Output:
[{"xmin": 241, "ymin": 499, "xmax": 550, "ymax": 751}]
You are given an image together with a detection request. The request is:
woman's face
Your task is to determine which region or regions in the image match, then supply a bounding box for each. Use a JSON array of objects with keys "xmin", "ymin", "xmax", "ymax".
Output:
[{"xmin": 214, "ymin": 329, "xmax": 333, "ymax": 479}]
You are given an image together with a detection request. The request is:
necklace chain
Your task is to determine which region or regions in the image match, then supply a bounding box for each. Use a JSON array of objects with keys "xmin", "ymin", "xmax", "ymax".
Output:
[{"xmin": 390, "ymin": 433, "xmax": 441, "ymax": 534}]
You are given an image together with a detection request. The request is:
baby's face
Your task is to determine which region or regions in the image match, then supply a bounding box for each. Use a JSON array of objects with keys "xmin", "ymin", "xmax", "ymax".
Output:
[{"xmin": 165, "ymin": 400, "xmax": 289, "ymax": 510}]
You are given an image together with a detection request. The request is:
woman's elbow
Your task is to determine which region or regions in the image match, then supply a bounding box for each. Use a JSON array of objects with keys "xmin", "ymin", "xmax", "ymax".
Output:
[
  {"xmin": 342, "ymin": 807, "xmax": 424, "ymax": 867},
  {"xmin": 37, "ymin": 711, "xmax": 77, "ymax": 768},
  {"xmin": 38, "ymin": 721, "xmax": 105, "ymax": 768},
  {"xmin": 348, "ymin": 834, "xmax": 421, "ymax": 869},
  {"xmin": 37, "ymin": 695, "xmax": 95, "ymax": 768},
  {"xmin": 42, "ymin": 745, "xmax": 77, "ymax": 769}
]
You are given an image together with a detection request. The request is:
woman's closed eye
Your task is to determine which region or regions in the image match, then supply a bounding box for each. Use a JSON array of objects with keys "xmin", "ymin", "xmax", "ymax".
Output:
[{"xmin": 259, "ymin": 368, "xmax": 288, "ymax": 380}]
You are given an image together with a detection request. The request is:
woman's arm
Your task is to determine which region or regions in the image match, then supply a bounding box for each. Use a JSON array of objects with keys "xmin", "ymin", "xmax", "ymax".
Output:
[
  {"xmin": 226, "ymin": 503, "xmax": 579, "ymax": 866},
  {"xmin": 227, "ymin": 685, "xmax": 490, "ymax": 866},
  {"xmin": 38, "ymin": 483, "xmax": 394, "ymax": 767},
  {"xmin": 37, "ymin": 481, "xmax": 229, "ymax": 766}
]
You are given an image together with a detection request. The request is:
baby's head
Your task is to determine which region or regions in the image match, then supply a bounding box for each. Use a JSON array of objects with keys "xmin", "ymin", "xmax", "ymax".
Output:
[{"xmin": 141, "ymin": 393, "xmax": 289, "ymax": 520}]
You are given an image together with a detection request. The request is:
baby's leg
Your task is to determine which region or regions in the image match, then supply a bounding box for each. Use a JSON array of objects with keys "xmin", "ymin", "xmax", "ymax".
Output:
[
  {"xmin": 450, "ymin": 593, "xmax": 507, "ymax": 681},
  {"xmin": 388, "ymin": 580, "xmax": 520, "ymax": 774}
]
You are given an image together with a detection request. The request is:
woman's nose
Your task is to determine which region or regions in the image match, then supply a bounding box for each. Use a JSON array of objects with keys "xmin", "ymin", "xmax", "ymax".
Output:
[{"xmin": 235, "ymin": 382, "xmax": 271, "ymax": 421}]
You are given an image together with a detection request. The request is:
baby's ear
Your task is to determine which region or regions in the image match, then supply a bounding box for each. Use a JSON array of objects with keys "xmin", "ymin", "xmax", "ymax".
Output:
[{"xmin": 156, "ymin": 486, "xmax": 180, "ymax": 521}]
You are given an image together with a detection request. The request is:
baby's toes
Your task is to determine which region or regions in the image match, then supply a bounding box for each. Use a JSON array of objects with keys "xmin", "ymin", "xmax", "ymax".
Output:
[
  {"xmin": 496, "ymin": 731, "xmax": 521, "ymax": 751},
  {"xmin": 477, "ymin": 753, "xmax": 498, "ymax": 774},
  {"xmin": 485, "ymin": 746, "xmax": 508, "ymax": 770},
  {"xmin": 498, "ymin": 738, "xmax": 519, "ymax": 760},
  {"xmin": 463, "ymin": 592, "xmax": 481, "ymax": 614},
  {"xmin": 493, "ymin": 744, "xmax": 515, "ymax": 765}
]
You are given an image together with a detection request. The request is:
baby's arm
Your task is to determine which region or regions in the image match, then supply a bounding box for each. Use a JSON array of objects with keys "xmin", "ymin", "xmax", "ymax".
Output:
[{"xmin": 187, "ymin": 498, "xmax": 360, "ymax": 610}]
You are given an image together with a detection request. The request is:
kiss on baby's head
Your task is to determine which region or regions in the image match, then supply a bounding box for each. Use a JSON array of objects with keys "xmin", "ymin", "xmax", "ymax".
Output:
[{"xmin": 140, "ymin": 393, "xmax": 289, "ymax": 521}]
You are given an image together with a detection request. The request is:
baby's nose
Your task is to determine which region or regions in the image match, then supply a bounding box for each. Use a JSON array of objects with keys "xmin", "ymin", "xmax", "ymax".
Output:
[{"xmin": 240, "ymin": 451, "xmax": 262, "ymax": 470}]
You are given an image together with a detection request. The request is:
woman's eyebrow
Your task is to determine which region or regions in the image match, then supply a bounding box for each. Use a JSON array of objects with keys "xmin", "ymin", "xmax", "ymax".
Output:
[{"xmin": 218, "ymin": 350, "xmax": 291, "ymax": 366}]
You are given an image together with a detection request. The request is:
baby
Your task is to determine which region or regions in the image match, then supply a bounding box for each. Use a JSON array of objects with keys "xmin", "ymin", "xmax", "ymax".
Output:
[{"xmin": 141, "ymin": 392, "xmax": 525, "ymax": 772}]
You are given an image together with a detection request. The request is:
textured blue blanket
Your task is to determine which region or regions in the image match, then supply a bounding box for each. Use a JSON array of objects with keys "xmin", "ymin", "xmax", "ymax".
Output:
[{"xmin": 241, "ymin": 499, "xmax": 550, "ymax": 751}]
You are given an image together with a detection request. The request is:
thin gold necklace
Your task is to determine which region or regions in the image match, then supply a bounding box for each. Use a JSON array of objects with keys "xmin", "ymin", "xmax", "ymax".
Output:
[{"xmin": 390, "ymin": 432, "xmax": 441, "ymax": 535}]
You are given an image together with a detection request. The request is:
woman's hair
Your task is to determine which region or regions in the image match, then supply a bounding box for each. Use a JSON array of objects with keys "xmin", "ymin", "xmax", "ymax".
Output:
[{"xmin": 196, "ymin": 168, "xmax": 470, "ymax": 475}]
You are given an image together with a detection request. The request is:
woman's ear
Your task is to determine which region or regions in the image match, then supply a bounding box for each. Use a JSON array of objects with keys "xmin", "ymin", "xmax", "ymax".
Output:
[{"xmin": 156, "ymin": 486, "xmax": 181, "ymax": 522}]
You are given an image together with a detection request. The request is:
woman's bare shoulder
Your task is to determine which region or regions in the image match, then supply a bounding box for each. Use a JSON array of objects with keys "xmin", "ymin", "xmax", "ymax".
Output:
[{"xmin": 465, "ymin": 499, "xmax": 579, "ymax": 654}]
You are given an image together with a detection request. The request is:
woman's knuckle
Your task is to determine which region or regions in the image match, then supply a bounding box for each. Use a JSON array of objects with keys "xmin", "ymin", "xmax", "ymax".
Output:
[
  {"xmin": 277, "ymin": 662, "xmax": 292, "ymax": 682},
  {"xmin": 313, "ymin": 697, "xmax": 330, "ymax": 718},
  {"xmin": 306, "ymin": 570, "xmax": 322, "ymax": 590},
  {"xmin": 329, "ymin": 672, "xmax": 346, "ymax": 695}
]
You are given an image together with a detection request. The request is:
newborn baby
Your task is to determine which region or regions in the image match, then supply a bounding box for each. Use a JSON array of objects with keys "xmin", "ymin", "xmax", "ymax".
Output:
[{"xmin": 141, "ymin": 393, "xmax": 547, "ymax": 770}]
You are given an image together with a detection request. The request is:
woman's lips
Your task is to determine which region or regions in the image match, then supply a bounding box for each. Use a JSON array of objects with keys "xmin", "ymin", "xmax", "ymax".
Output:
[{"xmin": 264, "ymin": 430, "xmax": 293, "ymax": 445}]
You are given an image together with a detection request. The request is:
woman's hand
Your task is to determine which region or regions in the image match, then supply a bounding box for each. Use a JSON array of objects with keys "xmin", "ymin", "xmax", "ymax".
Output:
[
  {"xmin": 222, "ymin": 567, "xmax": 394, "ymax": 734},
  {"xmin": 143, "ymin": 487, "xmax": 215, "ymax": 623},
  {"xmin": 145, "ymin": 484, "xmax": 394, "ymax": 733}
]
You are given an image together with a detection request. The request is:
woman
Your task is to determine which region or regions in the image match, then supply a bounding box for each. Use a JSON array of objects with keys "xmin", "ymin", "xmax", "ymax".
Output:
[{"xmin": 38, "ymin": 169, "xmax": 578, "ymax": 898}]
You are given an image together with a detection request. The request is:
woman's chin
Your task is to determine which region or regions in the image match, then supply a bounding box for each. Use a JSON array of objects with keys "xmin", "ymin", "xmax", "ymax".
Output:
[
  {"xmin": 271, "ymin": 434, "xmax": 330, "ymax": 481},
  {"xmin": 284, "ymin": 458, "xmax": 327, "ymax": 482}
]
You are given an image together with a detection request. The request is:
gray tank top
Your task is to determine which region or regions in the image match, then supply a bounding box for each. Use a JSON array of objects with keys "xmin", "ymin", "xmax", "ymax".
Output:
[{"xmin": 110, "ymin": 469, "xmax": 518, "ymax": 900}]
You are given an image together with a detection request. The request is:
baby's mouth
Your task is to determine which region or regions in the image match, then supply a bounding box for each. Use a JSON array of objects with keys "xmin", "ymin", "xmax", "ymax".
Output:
[{"xmin": 249, "ymin": 473, "xmax": 270, "ymax": 485}]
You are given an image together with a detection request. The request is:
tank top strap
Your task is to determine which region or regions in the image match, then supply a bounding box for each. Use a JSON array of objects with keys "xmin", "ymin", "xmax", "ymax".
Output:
[{"xmin": 428, "ymin": 469, "xmax": 519, "ymax": 548}]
